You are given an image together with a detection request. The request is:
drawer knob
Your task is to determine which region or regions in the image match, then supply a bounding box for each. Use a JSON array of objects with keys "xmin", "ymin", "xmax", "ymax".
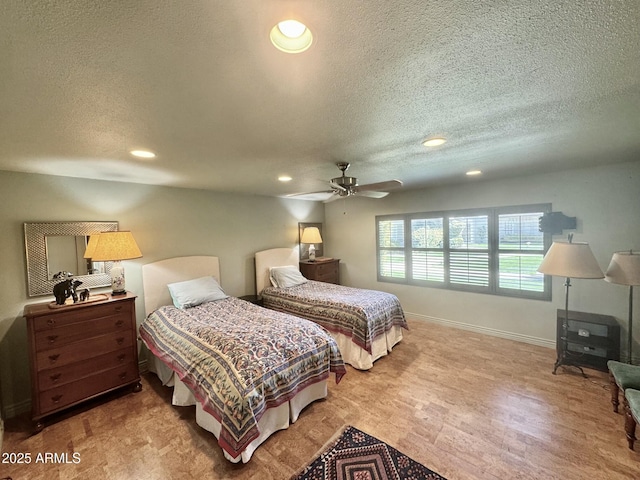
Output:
[
  {"xmin": 50, "ymin": 373, "xmax": 62, "ymax": 383},
  {"xmin": 117, "ymin": 354, "xmax": 126, "ymax": 362},
  {"xmin": 115, "ymin": 319, "xmax": 124, "ymax": 327},
  {"xmin": 119, "ymin": 372, "xmax": 127, "ymax": 380},
  {"xmin": 47, "ymin": 318, "xmax": 56, "ymax": 327},
  {"xmin": 115, "ymin": 306, "xmax": 123, "ymax": 312},
  {"xmin": 48, "ymin": 354, "xmax": 60, "ymax": 364},
  {"xmin": 116, "ymin": 337, "xmax": 125, "ymax": 345},
  {"xmin": 47, "ymin": 335, "xmax": 59, "ymax": 344},
  {"xmin": 51, "ymin": 394, "xmax": 63, "ymax": 404}
]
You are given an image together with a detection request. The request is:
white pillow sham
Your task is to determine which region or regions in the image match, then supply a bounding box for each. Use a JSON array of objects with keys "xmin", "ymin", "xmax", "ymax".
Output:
[
  {"xmin": 167, "ymin": 275, "xmax": 227, "ymax": 309},
  {"xmin": 269, "ymin": 265, "xmax": 308, "ymax": 288}
]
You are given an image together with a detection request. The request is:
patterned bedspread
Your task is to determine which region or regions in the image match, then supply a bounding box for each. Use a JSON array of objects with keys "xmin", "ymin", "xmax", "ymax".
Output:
[
  {"xmin": 261, "ymin": 281, "xmax": 408, "ymax": 354},
  {"xmin": 139, "ymin": 296, "xmax": 345, "ymax": 459}
]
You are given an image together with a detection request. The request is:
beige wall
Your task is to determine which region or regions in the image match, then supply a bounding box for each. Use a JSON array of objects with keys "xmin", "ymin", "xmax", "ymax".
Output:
[
  {"xmin": 325, "ymin": 161, "xmax": 640, "ymax": 351},
  {"xmin": 0, "ymin": 171, "xmax": 324, "ymax": 417},
  {"xmin": 2, "ymin": 161, "xmax": 638, "ymax": 418}
]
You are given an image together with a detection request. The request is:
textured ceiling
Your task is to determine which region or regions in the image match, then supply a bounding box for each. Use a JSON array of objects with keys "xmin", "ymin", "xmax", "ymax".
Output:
[{"xmin": 1, "ymin": 1, "xmax": 639, "ymax": 198}]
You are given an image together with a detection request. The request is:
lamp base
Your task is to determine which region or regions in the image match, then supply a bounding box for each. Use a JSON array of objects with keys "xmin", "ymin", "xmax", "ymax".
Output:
[{"xmin": 111, "ymin": 290, "xmax": 127, "ymax": 296}]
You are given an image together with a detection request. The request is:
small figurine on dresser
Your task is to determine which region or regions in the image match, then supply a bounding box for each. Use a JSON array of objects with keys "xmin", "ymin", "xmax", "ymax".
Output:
[{"xmin": 52, "ymin": 275, "xmax": 83, "ymax": 305}]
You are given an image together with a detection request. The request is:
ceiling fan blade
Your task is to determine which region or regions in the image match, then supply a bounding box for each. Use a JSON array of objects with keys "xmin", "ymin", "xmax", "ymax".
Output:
[
  {"xmin": 323, "ymin": 194, "xmax": 343, "ymax": 203},
  {"xmin": 285, "ymin": 191, "xmax": 335, "ymax": 202},
  {"xmin": 355, "ymin": 179, "xmax": 403, "ymax": 192},
  {"xmin": 357, "ymin": 190, "xmax": 390, "ymax": 198}
]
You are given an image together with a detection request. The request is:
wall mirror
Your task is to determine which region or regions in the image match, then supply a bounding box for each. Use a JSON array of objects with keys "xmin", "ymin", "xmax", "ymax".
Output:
[{"xmin": 24, "ymin": 221, "xmax": 118, "ymax": 297}]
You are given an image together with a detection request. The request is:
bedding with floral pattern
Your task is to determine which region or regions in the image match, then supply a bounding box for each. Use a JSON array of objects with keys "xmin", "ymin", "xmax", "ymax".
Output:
[
  {"xmin": 139, "ymin": 296, "xmax": 345, "ymax": 459},
  {"xmin": 261, "ymin": 280, "xmax": 408, "ymax": 354}
]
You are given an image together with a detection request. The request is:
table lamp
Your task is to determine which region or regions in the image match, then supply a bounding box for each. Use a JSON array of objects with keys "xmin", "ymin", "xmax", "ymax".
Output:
[
  {"xmin": 605, "ymin": 251, "xmax": 640, "ymax": 364},
  {"xmin": 90, "ymin": 231, "xmax": 142, "ymax": 295},
  {"xmin": 537, "ymin": 234, "xmax": 604, "ymax": 375},
  {"xmin": 301, "ymin": 227, "xmax": 323, "ymax": 262}
]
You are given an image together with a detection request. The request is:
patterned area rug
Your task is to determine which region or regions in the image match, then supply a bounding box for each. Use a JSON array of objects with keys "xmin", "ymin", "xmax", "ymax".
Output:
[{"xmin": 290, "ymin": 425, "xmax": 447, "ymax": 480}]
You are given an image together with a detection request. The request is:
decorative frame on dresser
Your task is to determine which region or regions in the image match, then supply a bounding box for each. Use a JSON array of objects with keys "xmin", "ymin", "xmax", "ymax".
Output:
[{"xmin": 24, "ymin": 292, "xmax": 141, "ymax": 432}]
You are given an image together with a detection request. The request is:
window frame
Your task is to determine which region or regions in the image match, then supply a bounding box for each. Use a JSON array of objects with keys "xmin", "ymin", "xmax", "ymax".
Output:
[{"xmin": 376, "ymin": 203, "xmax": 552, "ymax": 300}]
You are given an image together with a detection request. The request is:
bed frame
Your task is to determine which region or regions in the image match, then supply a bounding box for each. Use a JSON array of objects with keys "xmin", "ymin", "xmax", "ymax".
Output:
[
  {"xmin": 255, "ymin": 248, "xmax": 404, "ymax": 370},
  {"xmin": 141, "ymin": 255, "xmax": 328, "ymax": 463}
]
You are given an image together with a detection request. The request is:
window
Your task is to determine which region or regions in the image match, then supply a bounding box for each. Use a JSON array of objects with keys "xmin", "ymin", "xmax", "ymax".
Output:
[{"xmin": 376, "ymin": 204, "xmax": 551, "ymax": 300}]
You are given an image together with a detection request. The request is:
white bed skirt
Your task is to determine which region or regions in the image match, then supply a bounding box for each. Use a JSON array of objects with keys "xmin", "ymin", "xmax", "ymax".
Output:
[
  {"xmin": 148, "ymin": 356, "xmax": 328, "ymax": 463},
  {"xmin": 333, "ymin": 325, "xmax": 404, "ymax": 370}
]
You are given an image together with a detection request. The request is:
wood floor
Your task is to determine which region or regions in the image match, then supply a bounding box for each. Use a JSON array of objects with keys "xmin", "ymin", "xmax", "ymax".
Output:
[{"xmin": 3, "ymin": 319, "xmax": 640, "ymax": 480}]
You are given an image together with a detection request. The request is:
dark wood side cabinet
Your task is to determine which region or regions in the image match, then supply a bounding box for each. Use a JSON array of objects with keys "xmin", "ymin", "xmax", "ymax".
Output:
[
  {"xmin": 24, "ymin": 292, "xmax": 141, "ymax": 432},
  {"xmin": 557, "ymin": 309, "xmax": 620, "ymax": 372},
  {"xmin": 299, "ymin": 258, "xmax": 340, "ymax": 284},
  {"xmin": 239, "ymin": 294, "xmax": 263, "ymax": 306}
]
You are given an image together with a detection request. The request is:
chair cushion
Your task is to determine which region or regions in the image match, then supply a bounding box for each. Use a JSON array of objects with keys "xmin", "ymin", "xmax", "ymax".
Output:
[
  {"xmin": 608, "ymin": 360, "xmax": 640, "ymax": 390},
  {"xmin": 625, "ymin": 389, "xmax": 640, "ymax": 421}
]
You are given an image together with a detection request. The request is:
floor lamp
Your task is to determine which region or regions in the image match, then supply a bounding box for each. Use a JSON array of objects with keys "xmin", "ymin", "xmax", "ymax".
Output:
[
  {"xmin": 605, "ymin": 251, "xmax": 640, "ymax": 364},
  {"xmin": 537, "ymin": 234, "xmax": 604, "ymax": 375}
]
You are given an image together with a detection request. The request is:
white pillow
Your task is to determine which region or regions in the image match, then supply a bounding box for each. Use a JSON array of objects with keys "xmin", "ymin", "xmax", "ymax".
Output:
[
  {"xmin": 167, "ymin": 276, "xmax": 227, "ymax": 309},
  {"xmin": 269, "ymin": 266, "xmax": 307, "ymax": 288}
]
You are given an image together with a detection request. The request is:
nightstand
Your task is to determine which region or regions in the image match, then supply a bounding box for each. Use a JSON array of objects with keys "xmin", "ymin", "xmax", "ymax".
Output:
[
  {"xmin": 557, "ymin": 309, "xmax": 620, "ymax": 372},
  {"xmin": 24, "ymin": 292, "xmax": 141, "ymax": 432},
  {"xmin": 299, "ymin": 258, "xmax": 340, "ymax": 284},
  {"xmin": 239, "ymin": 294, "xmax": 263, "ymax": 306}
]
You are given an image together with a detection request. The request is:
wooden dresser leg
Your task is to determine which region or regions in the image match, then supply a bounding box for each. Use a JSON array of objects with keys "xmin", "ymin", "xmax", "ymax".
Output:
[
  {"xmin": 624, "ymin": 398, "xmax": 637, "ymax": 450},
  {"xmin": 33, "ymin": 420, "xmax": 44, "ymax": 434},
  {"xmin": 133, "ymin": 381, "xmax": 142, "ymax": 393},
  {"xmin": 610, "ymin": 372, "xmax": 620, "ymax": 413}
]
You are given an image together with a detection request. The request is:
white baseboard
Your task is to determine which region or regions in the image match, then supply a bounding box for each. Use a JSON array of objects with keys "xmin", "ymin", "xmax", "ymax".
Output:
[{"xmin": 406, "ymin": 311, "xmax": 556, "ymax": 350}]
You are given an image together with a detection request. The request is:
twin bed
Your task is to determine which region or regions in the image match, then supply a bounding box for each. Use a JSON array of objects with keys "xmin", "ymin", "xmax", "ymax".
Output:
[
  {"xmin": 255, "ymin": 248, "xmax": 408, "ymax": 370},
  {"xmin": 139, "ymin": 250, "xmax": 407, "ymax": 463},
  {"xmin": 139, "ymin": 256, "xmax": 345, "ymax": 463}
]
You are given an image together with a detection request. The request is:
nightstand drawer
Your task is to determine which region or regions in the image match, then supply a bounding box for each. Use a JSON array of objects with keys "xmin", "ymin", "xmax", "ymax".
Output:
[
  {"xmin": 35, "ymin": 330, "xmax": 134, "ymax": 371},
  {"xmin": 38, "ymin": 365, "xmax": 139, "ymax": 414},
  {"xmin": 299, "ymin": 259, "xmax": 340, "ymax": 284},
  {"xmin": 37, "ymin": 347, "xmax": 135, "ymax": 390}
]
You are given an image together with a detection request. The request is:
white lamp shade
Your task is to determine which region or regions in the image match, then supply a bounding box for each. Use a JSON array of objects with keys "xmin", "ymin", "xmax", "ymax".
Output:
[
  {"xmin": 605, "ymin": 251, "xmax": 640, "ymax": 286},
  {"xmin": 537, "ymin": 241, "xmax": 604, "ymax": 279},
  {"xmin": 301, "ymin": 227, "xmax": 323, "ymax": 244},
  {"xmin": 90, "ymin": 231, "xmax": 142, "ymax": 262}
]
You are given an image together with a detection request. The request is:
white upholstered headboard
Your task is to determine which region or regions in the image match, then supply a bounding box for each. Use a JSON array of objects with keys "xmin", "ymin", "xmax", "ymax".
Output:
[
  {"xmin": 142, "ymin": 256, "xmax": 221, "ymax": 316},
  {"xmin": 255, "ymin": 247, "xmax": 299, "ymax": 295}
]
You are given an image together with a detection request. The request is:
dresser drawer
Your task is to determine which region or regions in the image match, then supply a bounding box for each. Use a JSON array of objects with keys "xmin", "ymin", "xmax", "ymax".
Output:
[
  {"xmin": 37, "ymin": 347, "xmax": 135, "ymax": 390},
  {"xmin": 34, "ymin": 313, "xmax": 132, "ymax": 350},
  {"xmin": 31, "ymin": 301, "xmax": 133, "ymax": 332},
  {"xmin": 35, "ymin": 330, "xmax": 134, "ymax": 371},
  {"xmin": 38, "ymin": 365, "xmax": 140, "ymax": 414}
]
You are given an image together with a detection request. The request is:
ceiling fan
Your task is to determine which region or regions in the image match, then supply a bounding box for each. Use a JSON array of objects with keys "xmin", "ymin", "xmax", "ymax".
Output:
[{"xmin": 289, "ymin": 162, "xmax": 403, "ymax": 202}]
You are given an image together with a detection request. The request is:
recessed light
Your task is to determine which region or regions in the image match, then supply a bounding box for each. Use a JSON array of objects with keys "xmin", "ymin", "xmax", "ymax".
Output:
[
  {"xmin": 278, "ymin": 175, "xmax": 292, "ymax": 182},
  {"xmin": 422, "ymin": 137, "xmax": 446, "ymax": 147},
  {"xmin": 466, "ymin": 170, "xmax": 482, "ymax": 176},
  {"xmin": 270, "ymin": 20, "xmax": 313, "ymax": 53},
  {"xmin": 130, "ymin": 149, "xmax": 156, "ymax": 159}
]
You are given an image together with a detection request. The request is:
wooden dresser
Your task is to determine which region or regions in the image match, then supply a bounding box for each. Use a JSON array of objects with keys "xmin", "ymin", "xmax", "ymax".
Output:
[
  {"xmin": 24, "ymin": 292, "xmax": 141, "ymax": 432},
  {"xmin": 299, "ymin": 258, "xmax": 340, "ymax": 284}
]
